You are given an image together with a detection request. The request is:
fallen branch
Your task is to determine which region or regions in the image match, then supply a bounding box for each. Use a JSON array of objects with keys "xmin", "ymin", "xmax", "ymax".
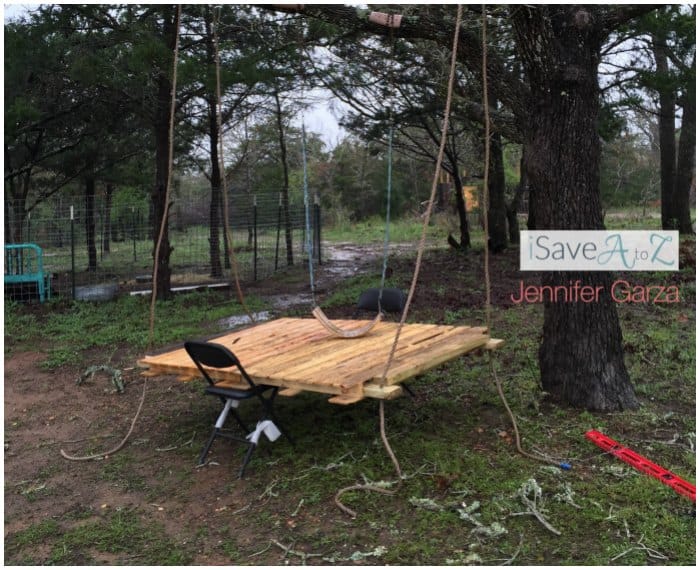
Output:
[
  {"xmin": 271, "ymin": 539, "xmax": 324, "ymax": 564},
  {"xmin": 156, "ymin": 431, "xmax": 196, "ymax": 452},
  {"xmin": 247, "ymin": 541, "xmax": 272, "ymax": 559},
  {"xmin": 511, "ymin": 479, "xmax": 561, "ymax": 536},
  {"xmin": 610, "ymin": 533, "xmax": 669, "ymax": 563},
  {"xmin": 334, "ymin": 482, "xmax": 396, "ymax": 519},
  {"xmin": 503, "ymin": 533, "xmax": 524, "ymax": 565}
]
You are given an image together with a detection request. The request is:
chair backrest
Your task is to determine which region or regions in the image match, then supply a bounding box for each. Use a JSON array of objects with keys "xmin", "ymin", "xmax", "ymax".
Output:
[
  {"xmin": 4, "ymin": 243, "xmax": 44, "ymax": 277},
  {"xmin": 356, "ymin": 287, "xmax": 407, "ymax": 315},
  {"xmin": 184, "ymin": 340, "xmax": 254, "ymax": 389}
]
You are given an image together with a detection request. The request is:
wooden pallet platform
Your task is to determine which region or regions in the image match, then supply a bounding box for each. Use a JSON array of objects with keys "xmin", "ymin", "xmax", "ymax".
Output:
[{"xmin": 138, "ymin": 317, "xmax": 502, "ymax": 404}]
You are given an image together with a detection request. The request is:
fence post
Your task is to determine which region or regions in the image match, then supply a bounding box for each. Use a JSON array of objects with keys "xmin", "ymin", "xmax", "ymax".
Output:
[
  {"xmin": 314, "ymin": 194, "xmax": 322, "ymax": 266},
  {"xmin": 70, "ymin": 206, "xmax": 76, "ymax": 300},
  {"xmin": 132, "ymin": 207, "xmax": 137, "ymax": 262},
  {"xmin": 274, "ymin": 193, "xmax": 282, "ymax": 271},
  {"xmin": 253, "ymin": 195, "xmax": 258, "ymax": 281}
]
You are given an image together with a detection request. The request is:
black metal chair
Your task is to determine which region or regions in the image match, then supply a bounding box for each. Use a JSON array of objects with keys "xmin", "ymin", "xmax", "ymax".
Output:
[
  {"xmin": 353, "ymin": 287, "xmax": 416, "ymax": 397},
  {"xmin": 354, "ymin": 287, "xmax": 407, "ymax": 318},
  {"xmin": 184, "ymin": 340, "xmax": 293, "ymax": 477}
]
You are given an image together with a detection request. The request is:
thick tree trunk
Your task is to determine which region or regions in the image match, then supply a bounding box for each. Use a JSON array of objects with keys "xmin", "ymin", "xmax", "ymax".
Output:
[
  {"xmin": 10, "ymin": 173, "xmax": 31, "ymax": 244},
  {"xmin": 652, "ymin": 32, "xmax": 677, "ymax": 230},
  {"xmin": 673, "ymin": 82, "xmax": 695, "ymax": 234},
  {"xmin": 204, "ymin": 10, "xmax": 223, "ymax": 279},
  {"xmin": 514, "ymin": 6, "xmax": 637, "ymax": 411},
  {"xmin": 150, "ymin": 6, "xmax": 177, "ymax": 300},
  {"xmin": 444, "ymin": 154, "xmax": 470, "ymax": 249},
  {"xmin": 487, "ymin": 131, "xmax": 508, "ymax": 252},
  {"xmin": 452, "ymin": 171, "xmax": 471, "ymax": 248},
  {"xmin": 274, "ymin": 92, "xmax": 294, "ymax": 266},
  {"xmin": 207, "ymin": 97, "xmax": 223, "ymax": 278},
  {"xmin": 84, "ymin": 176, "xmax": 97, "ymax": 272}
]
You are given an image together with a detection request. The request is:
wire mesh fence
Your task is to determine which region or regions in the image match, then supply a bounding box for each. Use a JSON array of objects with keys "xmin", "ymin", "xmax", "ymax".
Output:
[{"xmin": 4, "ymin": 190, "xmax": 322, "ymax": 303}]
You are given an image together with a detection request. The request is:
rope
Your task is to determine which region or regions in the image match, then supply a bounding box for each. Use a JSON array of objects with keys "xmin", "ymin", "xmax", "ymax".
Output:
[
  {"xmin": 301, "ymin": 121, "xmax": 316, "ymax": 305},
  {"xmin": 379, "ymin": 128, "xmax": 393, "ymax": 295},
  {"xmin": 214, "ymin": 8, "xmax": 255, "ymax": 323},
  {"xmin": 479, "ymin": 6, "xmax": 569, "ymax": 471},
  {"xmin": 61, "ymin": 378, "xmax": 148, "ymax": 461},
  {"xmin": 379, "ymin": 21, "xmax": 398, "ymax": 301},
  {"xmin": 148, "ymin": 4, "xmax": 181, "ymax": 347},
  {"xmin": 335, "ymin": 5, "xmax": 464, "ymax": 517}
]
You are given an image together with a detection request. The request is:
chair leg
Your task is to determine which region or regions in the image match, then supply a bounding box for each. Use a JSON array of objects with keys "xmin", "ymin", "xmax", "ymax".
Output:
[
  {"xmin": 198, "ymin": 427, "xmax": 219, "ymax": 465},
  {"xmin": 261, "ymin": 391, "xmax": 293, "ymax": 445},
  {"xmin": 402, "ymin": 382, "xmax": 416, "ymax": 398},
  {"xmin": 238, "ymin": 443, "xmax": 257, "ymax": 478}
]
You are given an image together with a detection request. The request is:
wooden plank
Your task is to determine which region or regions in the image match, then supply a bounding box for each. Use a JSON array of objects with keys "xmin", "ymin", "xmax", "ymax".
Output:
[
  {"xmin": 362, "ymin": 383, "xmax": 404, "ymax": 400},
  {"xmin": 327, "ymin": 384, "xmax": 364, "ymax": 405},
  {"xmin": 175, "ymin": 374, "xmax": 198, "ymax": 382},
  {"xmin": 331, "ymin": 327, "xmax": 488, "ymax": 390},
  {"xmin": 273, "ymin": 324, "xmax": 448, "ymax": 387},
  {"xmin": 278, "ymin": 388, "xmax": 304, "ymax": 397},
  {"xmin": 484, "ymin": 338, "xmax": 505, "ymax": 350},
  {"xmin": 379, "ymin": 335, "xmax": 489, "ymax": 385}
]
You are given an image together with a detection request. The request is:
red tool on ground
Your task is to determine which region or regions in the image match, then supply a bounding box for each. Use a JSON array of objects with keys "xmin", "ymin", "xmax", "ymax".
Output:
[{"xmin": 585, "ymin": 429, "xmax": 696, "ymax": 502}]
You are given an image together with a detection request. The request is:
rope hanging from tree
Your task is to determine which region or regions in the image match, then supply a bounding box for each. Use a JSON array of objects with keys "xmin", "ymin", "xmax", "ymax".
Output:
[
  {"xmin": 148, "ymin": 4, "xmax": 182, "ymax": 347},
  {"xmin": 335, "ymin": 5, "xmax": 464, "ymax": 517},
  {"xmin": 479, "ymin": 6, "xmax": 569, "ymax": 471}
]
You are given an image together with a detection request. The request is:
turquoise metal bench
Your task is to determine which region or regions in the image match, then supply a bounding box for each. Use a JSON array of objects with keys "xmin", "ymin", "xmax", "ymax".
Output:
[{"xmin": 4, "ymin": 243, "xmax": 51, "ymax": 302}]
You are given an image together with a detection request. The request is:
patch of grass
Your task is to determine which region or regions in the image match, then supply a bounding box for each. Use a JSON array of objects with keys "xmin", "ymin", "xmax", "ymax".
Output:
[
  {"xmin": 324, "ymin": 215, "xmax": 447, "ymax": 244},
  {"xmin": 6, "ymin": 519, "xmax": 61, "ymax": 550},
  {"xmin": 98, "ymin": 453, "xmax": 147, "ymax": 492},
  {"xmin": 3, "ymin": 301, "xmax": 38, "ymax": 344},
  {"xmin": 6, "ymin": 510, "xmax": 193, "ymax": 565},
  {"xmin": 5, "ymin": 290, "xmax": 267, "ymax": 370}
]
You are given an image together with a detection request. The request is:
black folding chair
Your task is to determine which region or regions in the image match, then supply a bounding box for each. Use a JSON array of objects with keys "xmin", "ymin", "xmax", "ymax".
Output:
[
  {"xmin": 354, "ymin": 287, "xmax": 407, "ymax": 318},
  {"xmin": 353, "ymin": 288, "xmax": 416, "ymax": 397},
  {"xmin": 184, "ymin": 340, "xmax": 293, "ymax": 477}
]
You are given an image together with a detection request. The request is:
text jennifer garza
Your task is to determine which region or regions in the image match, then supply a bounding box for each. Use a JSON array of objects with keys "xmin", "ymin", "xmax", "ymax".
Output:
[{"xmin": 510, "ymin": 279, "xmax": 680, "ymax": 305}]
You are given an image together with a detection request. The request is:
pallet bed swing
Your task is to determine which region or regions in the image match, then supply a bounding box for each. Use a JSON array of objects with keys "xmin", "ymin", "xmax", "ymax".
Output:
[{"xmin": 139, "ymin": 8, "xmax": 503, "ymax": 408}]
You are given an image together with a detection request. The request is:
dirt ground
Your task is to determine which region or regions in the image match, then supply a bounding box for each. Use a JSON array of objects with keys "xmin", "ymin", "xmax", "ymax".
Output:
[
  {"xmin": 4, "ymin": 241, "xmax": 437, "ymax": 565},
  {"xmin": 4, "ymin": 239, "xmax": 696, "ymax": 565}
]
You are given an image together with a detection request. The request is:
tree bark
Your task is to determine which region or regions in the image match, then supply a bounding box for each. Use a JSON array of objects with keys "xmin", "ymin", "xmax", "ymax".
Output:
[
  {"xmin": 103, "ymin": 183, "xmax": 114, "ymax": 254},
  {"xmin": 207, "ymin": 95, "xmax": 224, "ymax": 278},
  {"xmin": 652, "ymin": 29, "xmax": 677, "ymax": 230},
  {"xmin": 673, "ymin": 67, "xmax": 695, "ymax": 234},
  {"xmin": 204, "ymin": 10, "xmax": 223, "ymax": 279},
  {"xmin": 444, "ymin": 153, "xmax": 470, "ymax": 249},
  {"xmin": 487, "ymin": 131, "xmax": 508, "ymax": 252},
  {"xmin": 274, "ymin": 91, "xmax": 294, "ymax": 266},
  {"xmin": 513, "ymin": 6, "xmax": 638, "ymax": 411},
  {"xmin": 150, "ymin": 6, "xmax": 177, "ymax": 300},
  {"xmin": 84, "ymin": 176, "xmax": 97, "ymax": 272}
]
